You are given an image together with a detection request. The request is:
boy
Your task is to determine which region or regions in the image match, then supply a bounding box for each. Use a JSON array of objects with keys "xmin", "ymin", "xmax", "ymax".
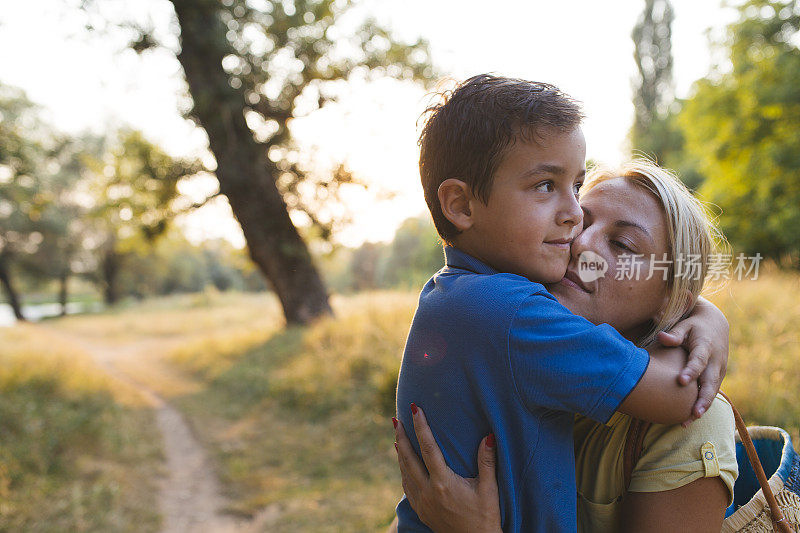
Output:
[{"xmin": 395, "ymin": 74, "xmax": 728, "ymax": 532}]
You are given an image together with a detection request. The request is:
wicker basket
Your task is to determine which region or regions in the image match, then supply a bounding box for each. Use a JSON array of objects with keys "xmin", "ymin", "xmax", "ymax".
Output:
[{"xmin": 722, "ymin": 426, "xmax": 800, "ymax": 532}]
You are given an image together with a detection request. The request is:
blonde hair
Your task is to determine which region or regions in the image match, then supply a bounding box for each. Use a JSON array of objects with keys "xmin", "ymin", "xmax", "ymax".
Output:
[{"xmin": 581, "ymin": 158, "xmax": 728, "ymax": 347}]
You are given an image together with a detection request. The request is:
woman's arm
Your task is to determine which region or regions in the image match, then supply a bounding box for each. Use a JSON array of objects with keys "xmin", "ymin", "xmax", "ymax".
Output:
[
  {"xmin": 621, "ymin": 477, "xmax": 729, "ymax": 532},
  {"xmin": 393, "ymin": 406, "xmax": 501, "ymax": 533},
  {"xmin": 395, "ymin": 404, "xmax": 731, "ymax": 533}
]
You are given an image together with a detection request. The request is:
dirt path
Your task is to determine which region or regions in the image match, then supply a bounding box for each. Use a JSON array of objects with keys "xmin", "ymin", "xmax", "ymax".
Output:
[{"xmin": 48, "ymin": 331, "xmax": 278, "ymax": 533}]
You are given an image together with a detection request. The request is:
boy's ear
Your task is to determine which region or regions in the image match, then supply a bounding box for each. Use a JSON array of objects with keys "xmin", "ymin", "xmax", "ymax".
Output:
[{"xmin": 438, "ymin": 178, "xmax": 474, "ymax": 231}]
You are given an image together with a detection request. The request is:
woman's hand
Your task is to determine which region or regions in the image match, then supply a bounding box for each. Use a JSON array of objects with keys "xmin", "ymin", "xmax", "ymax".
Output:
[
  {"xmin": 657, "ymin": 296, "xmax": 729, "ymax": 423},
  {"xmin": 393, "ymin": 405, "xmax": 502, "ymax": 533}
]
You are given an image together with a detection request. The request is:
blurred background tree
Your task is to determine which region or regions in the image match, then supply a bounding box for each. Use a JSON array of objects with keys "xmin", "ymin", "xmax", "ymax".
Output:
[
  {"xmin": 15, "ymin": 137, "xmax": 89, "ymax": 316},
  {"xmin": 0, "ymin": 84, "xmax": 62, "ymax": 320},
  {"xmin": 629, "ymin": 0, "xmax": 686, "ymax": 171},
  {"xmin": 678, "ymin": 0, "xmax": 800, "ymax": 267},
  {"xmin": 82, "ymin": 129, "xmax": 204, "ymax": 304},
  {"xmin": 381, "ymin": 217, "xmax": 442, "ymax": 288},
  {"xmin": 627, "ymin": 0, "xmax": 800, "ymax": 267}
]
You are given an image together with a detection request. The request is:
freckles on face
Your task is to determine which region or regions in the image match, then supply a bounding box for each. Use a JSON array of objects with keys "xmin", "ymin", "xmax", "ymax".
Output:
[{"xmin": 547, "ymin": 178, "xmax": 671, "ymax": 336}]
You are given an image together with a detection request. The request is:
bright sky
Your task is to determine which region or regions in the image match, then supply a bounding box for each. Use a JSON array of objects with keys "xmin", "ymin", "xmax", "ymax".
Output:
[{"xmin": 0, "ymin": 0, "xmax": 738, "ymax": 247}]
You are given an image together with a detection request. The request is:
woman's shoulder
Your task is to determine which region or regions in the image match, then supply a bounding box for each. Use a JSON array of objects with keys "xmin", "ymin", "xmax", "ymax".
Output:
[
  {"xmin": 630, "ymin": 393, "xmax": 737, "ymax": 498},
  {"xmin": 645, "ymin": 393, "xmax": 734, "ymax": 444}
]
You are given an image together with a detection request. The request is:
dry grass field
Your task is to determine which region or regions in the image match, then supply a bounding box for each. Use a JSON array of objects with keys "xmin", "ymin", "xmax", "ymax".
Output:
[{"xmin": 2, "ymin": 270, "xmax": 798, "ymax": 531}]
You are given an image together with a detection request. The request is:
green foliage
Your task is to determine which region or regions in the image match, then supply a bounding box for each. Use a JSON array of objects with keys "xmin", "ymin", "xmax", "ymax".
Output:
[
  {"xmin": 85, "ymin": 129, "xmax": 203, "ymax": 250},
  {"xmin": 678, "ymin": 0, "xmax": 800, "ymax": 264},
  {"xmin": 0, "ymin": 86, "xmax": 54, "ymax": 267},
  {"xmin": 20, "ymin": 138, "xmax": 88, "ymax": 280},
  {"xmin": 82, "ymin": 129, "xmax": 205, "ymax": 303},
  {"xmin": 78, "ymin": 0, "xmax": 436, "ymax": 324}
]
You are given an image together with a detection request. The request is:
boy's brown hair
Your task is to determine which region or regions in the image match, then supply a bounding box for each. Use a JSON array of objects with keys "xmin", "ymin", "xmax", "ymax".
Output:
[{"xmin": 418, "ymin": 74, "xmax": 584, "ymax": 243}]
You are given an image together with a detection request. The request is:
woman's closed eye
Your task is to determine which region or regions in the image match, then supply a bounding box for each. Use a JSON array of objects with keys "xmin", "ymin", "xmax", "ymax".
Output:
[{"xmin": 611, "ymin": 239, "xmax": 635, "ymax": 253}]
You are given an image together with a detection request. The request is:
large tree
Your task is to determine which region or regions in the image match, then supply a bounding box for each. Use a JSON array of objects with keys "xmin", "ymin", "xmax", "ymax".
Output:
[
  {"xmin": 78, "ymin": 0, "xmax": 433, "ymax": 323},
  {"xmin": 134, "ymin": 0, "xmax": 433, "ymax": 324}
]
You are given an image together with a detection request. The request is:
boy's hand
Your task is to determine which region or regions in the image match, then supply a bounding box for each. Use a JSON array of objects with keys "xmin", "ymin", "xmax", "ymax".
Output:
[{"xmin": 657, "ymin": 296, "xmax": 729, "ymax": 423}]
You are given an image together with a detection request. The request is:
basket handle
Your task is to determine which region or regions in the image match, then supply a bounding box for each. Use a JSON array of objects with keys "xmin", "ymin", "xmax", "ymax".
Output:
[{"xmin": 719, "ymin": 391, "xmax": 794, "ymax": 533}]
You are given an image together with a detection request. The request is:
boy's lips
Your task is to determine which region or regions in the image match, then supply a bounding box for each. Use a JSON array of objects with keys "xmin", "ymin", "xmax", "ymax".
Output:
[{"xmin": 544, "ymin": 237, "xmax": 573, "ymax": 250}]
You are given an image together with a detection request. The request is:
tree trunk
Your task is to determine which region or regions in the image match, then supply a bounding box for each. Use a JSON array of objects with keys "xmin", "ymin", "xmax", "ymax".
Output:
[
  {"xmin": 169, "ymin": 0, "xmax": 332, "ymax": 325},
  {"xmin": 59, "ymin": 269, "xmax": 69, "ymax": 316},
  {"xmin": 101, "ymin": 248, "xmax": 120, "ymax": 306},
  {"xmin": 0, "ymin": 255, "xmax": 25, "ymax": 321}
]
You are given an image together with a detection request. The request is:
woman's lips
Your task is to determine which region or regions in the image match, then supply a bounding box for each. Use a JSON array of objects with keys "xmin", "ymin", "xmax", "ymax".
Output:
[{"xmin": 561, "ymin": 270, "xmax": 591, "ymax": 293}]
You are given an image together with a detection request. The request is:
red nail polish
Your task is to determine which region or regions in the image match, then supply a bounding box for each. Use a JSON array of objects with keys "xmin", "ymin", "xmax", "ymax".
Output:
[
  {"xmin": 394, "ymin": 442, "xmax": 398, "ymax": 451},
  {"xmin": 392, "ymin": 417, "xmax": 398, "ymax": 429},
  {"xmin": 410, "ymin": 403, "xmax": 418, "ymax": 415},
  {"xmin": 486, "ymin": 433, "xmax": 496, "ymax": 448}
]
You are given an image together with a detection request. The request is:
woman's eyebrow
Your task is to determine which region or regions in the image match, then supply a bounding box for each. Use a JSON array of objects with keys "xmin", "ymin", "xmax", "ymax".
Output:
[{"xmin": 613, "ymin": 220, "xmax": 655, "ymax": 245}]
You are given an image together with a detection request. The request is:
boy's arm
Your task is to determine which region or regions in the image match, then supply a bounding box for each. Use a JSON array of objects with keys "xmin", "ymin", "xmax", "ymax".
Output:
[
  {"xmin": 506, "ymin": 292, "xmax": 725, "ymax": 426},
  {"xmin": 617, "ymin": 346, "xmax": 698, "ymax": 425},
  {"xmin": 656, "ymin": 296, "xmax": 729, "ymax": 421}
]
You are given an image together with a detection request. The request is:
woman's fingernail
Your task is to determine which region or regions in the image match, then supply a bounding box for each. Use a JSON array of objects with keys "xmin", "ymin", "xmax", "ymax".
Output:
[
  {"xmin": 410, "ymin": 403, "xmax": 418, "ymax": 415},
  {"xmin": 392, "ymin": 417, "xmax": 398, "ymax": 429},
  {"xmin": 394, "ymin": 442, "xmax": 398, "ymax": 451},
  {"xmin": 486, "ymin": 433, "xmax": 496, "ymax": 448},
  {"xmin": 697, "ymin": 406, "xmax": 706, "ymax": 416}
]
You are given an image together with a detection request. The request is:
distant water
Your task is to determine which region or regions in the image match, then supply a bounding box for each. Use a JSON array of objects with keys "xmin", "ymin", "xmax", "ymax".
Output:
[{"xmin": 0, "ymin": 302, "xmax": 103, "ymax": 327}]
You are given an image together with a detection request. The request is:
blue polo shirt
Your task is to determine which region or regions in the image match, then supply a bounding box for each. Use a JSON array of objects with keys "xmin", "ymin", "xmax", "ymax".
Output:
[{"xmin": 395, "ymin": 246, "xmax": 649, "ymax": 532}]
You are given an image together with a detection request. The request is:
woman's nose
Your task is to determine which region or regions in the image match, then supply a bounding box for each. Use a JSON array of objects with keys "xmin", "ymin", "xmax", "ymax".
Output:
[{"xmin": 570, "ymin": 230, "xmax": 587, "ymax": 260}]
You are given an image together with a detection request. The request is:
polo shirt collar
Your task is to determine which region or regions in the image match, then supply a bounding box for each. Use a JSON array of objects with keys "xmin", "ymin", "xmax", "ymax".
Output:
[{"xmin": 444, "ymin": 246, "xmax": 498, "ymax": 275}]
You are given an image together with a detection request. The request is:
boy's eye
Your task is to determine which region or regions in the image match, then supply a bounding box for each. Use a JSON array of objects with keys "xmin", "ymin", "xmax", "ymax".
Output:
[
  {"xmin": 533, "ymin": 181, "xmax": 554, "ymax": 192},
  {"xmin": 573, "ymin": 181, "xmax": 584, "ymax": 195}
]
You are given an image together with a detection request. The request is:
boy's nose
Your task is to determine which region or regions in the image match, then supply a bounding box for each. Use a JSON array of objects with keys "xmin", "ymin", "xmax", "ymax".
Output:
[{"xmin": 557, "ymin": 193, "xmax": 583, "ymax": 227}]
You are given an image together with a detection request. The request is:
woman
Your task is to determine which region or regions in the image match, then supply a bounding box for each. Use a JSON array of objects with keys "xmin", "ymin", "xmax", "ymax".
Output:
[{"xmin": 392, "ymin": 160, "xmax": 737, "ymax": 532}]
